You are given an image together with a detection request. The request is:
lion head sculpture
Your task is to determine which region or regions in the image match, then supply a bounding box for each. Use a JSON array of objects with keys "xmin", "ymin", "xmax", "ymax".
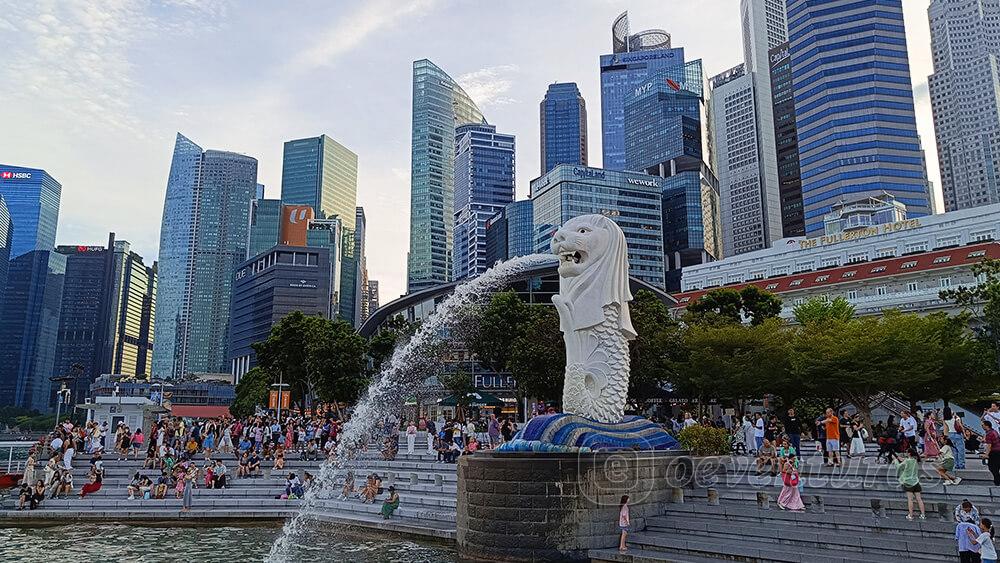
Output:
[{"xmin": 550, "ymin": 214, "xmax": 635, "ymax": 339}]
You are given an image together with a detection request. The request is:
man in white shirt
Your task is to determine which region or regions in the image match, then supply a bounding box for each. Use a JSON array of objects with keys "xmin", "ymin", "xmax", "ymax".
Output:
[
  {"xmin": 754, "ymin": 414, "xmax": 766, "ymax": 451},
  {"xmin": 899, "ymin": 410, "xmax": 918, "ymax": 450}
]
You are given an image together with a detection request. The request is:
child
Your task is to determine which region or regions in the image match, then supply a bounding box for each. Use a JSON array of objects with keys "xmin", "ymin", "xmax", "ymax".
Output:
[
  {"xmin": 969, "ymin": 517, "xmax": 997, "ymax": 563},
  {"xmin": 618, "ymin": 495, "xmax": 630, "ymax": 553}
]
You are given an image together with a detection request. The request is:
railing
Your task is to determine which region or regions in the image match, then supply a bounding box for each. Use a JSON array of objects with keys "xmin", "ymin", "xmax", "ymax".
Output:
[{"xmin": 0, "ymin": 441, "xmax": 35, "ymax": 474}]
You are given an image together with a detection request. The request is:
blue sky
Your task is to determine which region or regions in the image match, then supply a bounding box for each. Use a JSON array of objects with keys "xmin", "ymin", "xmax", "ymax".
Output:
[{"xmin": 0, "ymin": 0, "xmax": 937, "ymax": 302}]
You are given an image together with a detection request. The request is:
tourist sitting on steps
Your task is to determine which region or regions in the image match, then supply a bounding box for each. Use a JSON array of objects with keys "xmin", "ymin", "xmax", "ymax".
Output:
[
  {"xmin": 237, "ymin": 453, "xmax": 250, "ymax": 478},
  {"xmin": 154, "ymin": 471, "xmax": 170, "ymax": 499},
  {"xmin": 360, "ymin": 473, "xmax": 382, "ymax": 503},
  {"xmin": 934, "ymin": 437, "xmax": 962, "ymax": 485},
  {"xmin": 29, "ymin": 480, "xmax": 46, "ymax": 509},
  {"xmin": 339, "ymin": 471, "xmax": 356, "ymax": 500},
  {"xmin": 79, "ymin": 469, "xmax": 102, "ymax": 498},
  {"xmin": 16, "ymin": 481, "xmax": 31, "ymax": 510},
  {"xmin": 381, "ymin": 486, "xmax": 399, "ymax": 519},
  {"xmin": 956, "ymin": 500, "xmax": 981, "ymax": 524},
  {"xmin": 755, "ymin": 439, "xmax": 778, "ymax": 476}
]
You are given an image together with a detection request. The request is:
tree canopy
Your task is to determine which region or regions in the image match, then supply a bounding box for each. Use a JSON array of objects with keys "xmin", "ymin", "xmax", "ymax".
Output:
[{"xmin": 684, "ymin": 286, "xmax": 783, "ymax": 326}]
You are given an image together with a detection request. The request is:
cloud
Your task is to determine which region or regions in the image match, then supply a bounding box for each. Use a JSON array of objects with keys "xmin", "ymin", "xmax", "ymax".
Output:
[
  {"xmin": 457, "ymin": 64, "xmax": 520, "ymax": 107},
  {"xmin": 289, "ymin": 0, "xmax": 440, "ymax": 73}
]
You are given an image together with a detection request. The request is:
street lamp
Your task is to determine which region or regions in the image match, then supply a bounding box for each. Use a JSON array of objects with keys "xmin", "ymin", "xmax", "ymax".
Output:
[
  {"xmin": 271, "ymin": 372, "xmax": 290, "ymax": 423},
  {"xmin": 50, "ymin": 375, "xmax": 75, "ymax": 430}
]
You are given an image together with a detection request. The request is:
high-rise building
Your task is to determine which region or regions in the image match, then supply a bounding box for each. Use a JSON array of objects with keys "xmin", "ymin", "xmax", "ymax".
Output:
[
  {"xmin": 229, "ymin": 245, "xmax": 332, "ymax": 383},
  {"xmin": 711, "ymin": 64, "xmax": 771, "ymax": 257},
  {"xmin": 54, "ymin": 238, "xmax": 118, "ymax": 403},
  {"xmin": 623, "ymin": 61, "xmax": 721, "ymax": 289},
  {"xmin": 453, "ymin": 124, "xmax": 515, "ymax": 281},
  {"xmin": 601, "ymin": 12, "xmax": 683, "ymax": 171},
  {"xmin": 108, "ymin": 239, "xmax": 156, "ymax": 379},
  {"xmin": 280, "ymin": 135, "xmax": 358, "ymax": 230},
  {"xmin": 306, "ymin": 216, "xmax": 343, "ymax": 318},
  {"xmin": 485, "ymin": 199, "xmax": 535, "ymax": 266},
  {"xmin": 248, "ymin": 198, "xmax": 282, "ymax": 258},
  {"xmin": 739, "ymin": 0, "xmax": 787, "ymax": 242},
  {"xmin": 408, "ymin": 59, "xmax": 487, "ymax": 292},
  {"xmin": 929, "ymin": 0, "xmax": 1000, "ymax": 211},
  {"xmin": 540, "ymin": 83, "xmax": 588, "ymax": 174},
  {"xmin": 339, "ymin": 207, "xmax": 367, "ymax": 326},
  {"xmin": 0, "ymin": 250, "xmax": 66, "ymax": 411},
  {"xmin": 787, "ymin": 0, "xmax": 932, "ymax": 235},
  {"xmin": 153, "ymin": 133, "xmax": 258, "ymax": 379},
  {"xmin": 531, "ymin": 165, "xmax": 665, "ymax": 288},
  {"xmin": 0, "ymin": 164, "xmax": 61, "ymax": 259},
  {"xmin": 768, "ymin": 41, "xmax": 805, "ymax": 237},
  {"xmin": 0, "ymin": 195, "xmax": 11, "ymax": 318},
  {"xmin": 366, "ymin": 280, "xmax": 379, "ymax": 320}
]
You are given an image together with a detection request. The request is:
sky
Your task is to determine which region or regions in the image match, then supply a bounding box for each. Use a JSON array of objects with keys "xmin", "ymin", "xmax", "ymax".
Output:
[{"xmin": 0, "ymin": 0, "xmax": 939, "ymax": 303}]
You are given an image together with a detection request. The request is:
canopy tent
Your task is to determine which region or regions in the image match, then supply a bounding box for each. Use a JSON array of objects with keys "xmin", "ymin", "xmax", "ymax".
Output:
[{"xmin": 437, "ymin": 391, "xmax": 504, "ymax": 408}]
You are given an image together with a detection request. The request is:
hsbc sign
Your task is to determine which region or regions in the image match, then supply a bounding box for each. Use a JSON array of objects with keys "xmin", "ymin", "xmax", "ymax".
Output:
[{"xmin": 1, "ymin": 171, "xmax": 32, "ymax": 179}]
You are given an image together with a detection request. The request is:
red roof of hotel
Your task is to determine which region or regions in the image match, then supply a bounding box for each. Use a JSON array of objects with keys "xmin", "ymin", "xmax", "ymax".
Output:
[
  {"xmin": 672, "ymin": 241, "xmax": 1000, "ymax": 307},
  {"xmin": 170, "ymin": 405, "xmax": 231, "ymax": 419}
]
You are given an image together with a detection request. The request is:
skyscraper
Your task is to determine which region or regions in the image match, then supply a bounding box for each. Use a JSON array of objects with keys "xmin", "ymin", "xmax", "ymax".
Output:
[
  {"xmin": 787, "ymin": 0, "xmax": 932, "ymax": 235},
  {"xmin": 0, "ymin": 164, "xmax": 61, "ymax": 259},
  {"xmin": 532, "ymin": 165, "xmax": 665, "ymax": 289},
  {"xmin": 0, "ymin": 250, "xmax": 65, "ymax": 410},
  {"xmin": 153, "ymin": 133, "xmax": 258, "ymax": 379},
  {"xmin": 601, "ymin": 12, "xmax": 682, "ymax": 171},
  {"xmin": 339, "ymin": 207, "xmax": 367, "ymax": 326},
  {"xmin": 739, "ymin": 0, "xmax": 787, "ymax": 242},
  {"xmin": 929, "ymin": 0, "xmax": 1000, "ymax": 210},
  {"xmin": 0, "ymin": 195, "xmax": 11, "ymax": 318},
  {"xmin": 280, "ymin": 135, "xmax": 358, "ymax": 230},
  {"xmin": 485, "ymin": 199, "xmax": 535, "ymax": 266},
  {"xmin": 306, "ymin": 216, "xmax": 343, "ymax": 318},
  {"xmin": 248, "ymin": 198, "xmax": 282, "ymax": 259},
  {"xmin": 365, "ymin": 280, "xmax": 380, "ymax": 320},
  {"xmin": 769, "ymin": 41, "xmax": 805, "ymax": 237},
  {"xmin": 623, "ymin": 60, "xmax": 721, "ymax": 289},
  {"xmin": 453, "ymin": 124, "xmax": 515, "ymax": 281},
  {"xmin": 108, "ymin": 239, "xmax": 156, "ymax": 379},
  {"xmin": 540, "ymin": 83, "xmax": 588, "ymax": 174},
  {"xmin": 408, "ymin": 59, "xmax": 487, "ymax": 292},
  {"xmin": 710, "ymin": 64, "xmax": 770, "ymax": 257}
]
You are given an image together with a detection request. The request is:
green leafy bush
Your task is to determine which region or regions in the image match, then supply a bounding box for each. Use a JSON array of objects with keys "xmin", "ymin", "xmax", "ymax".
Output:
[{"xmin": 677, "ymin": 425, "xmax": 730, "ymax": 456}]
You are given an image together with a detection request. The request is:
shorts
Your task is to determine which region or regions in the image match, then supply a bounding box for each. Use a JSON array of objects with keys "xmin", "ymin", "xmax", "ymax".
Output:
[
  {"xmin": 937, "ymin": 458, "xmax": 955, "ymax": 472},
  {"xmin": 825, "ymin": 439, "xmax": 840, "ymax": 451},
  {"xmin": 901, "ymin": 483, "xmax": 922, "ymax": 493},
  {"xmin": 619, "ymin": 525, "xmax": 630, "ymax": 532}
]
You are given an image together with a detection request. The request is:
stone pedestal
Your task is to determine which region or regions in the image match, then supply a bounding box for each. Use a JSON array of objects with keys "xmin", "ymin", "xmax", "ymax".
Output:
[{"xmin": 456, "ymin": 450, "xmax": 693, "ymax": 561}]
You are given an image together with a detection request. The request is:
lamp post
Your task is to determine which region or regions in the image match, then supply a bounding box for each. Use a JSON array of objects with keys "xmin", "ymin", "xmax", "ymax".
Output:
[
  {"xmin": 271, "ymin": 372, "xmax": 290, "ymax": 423},
  {"xmin": 49, "ymin": 375, "xmax": 75, "ymax": 430}
]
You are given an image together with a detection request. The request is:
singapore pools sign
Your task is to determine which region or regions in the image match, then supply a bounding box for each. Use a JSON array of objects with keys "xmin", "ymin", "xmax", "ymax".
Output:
[{"xmin": 798, "ymin": 218, "xmax": 921, "ymax": 249}]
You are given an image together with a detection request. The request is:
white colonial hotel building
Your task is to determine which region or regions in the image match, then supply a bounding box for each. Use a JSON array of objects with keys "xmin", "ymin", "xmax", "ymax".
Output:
[{"xmin": 675, "ymin": 201, "xmax": 1000, "ymax": 319}]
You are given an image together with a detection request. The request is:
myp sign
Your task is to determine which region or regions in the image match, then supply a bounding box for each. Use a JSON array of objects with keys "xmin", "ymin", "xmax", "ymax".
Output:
[{"xmin": 1, "ymin": 170, "xmax": 32, "ymax": 179}]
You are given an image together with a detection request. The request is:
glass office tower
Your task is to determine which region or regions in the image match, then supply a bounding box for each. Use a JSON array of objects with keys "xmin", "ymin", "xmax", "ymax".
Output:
[
  {"xmin": 0, "ymin": 250, "xmax": 66, "ymax": 410},
  {"xmin": 280, "ymin": 135, "xmax": 358, "ymax": 230},
  {"xmin": 408, "ymin": 59, "xmax": 487, "ymax": 292},
  {"xmin": 249, "ymin": 198, "xmax": 282, "ymax": 258},
  {"xmin": 0, "ymin": 196, "xmax": 11, "ymax": 319},
  {"xmin": 453, "ymin": 124, "xmax": 515, "ymax": 281},
  {"xmin": 540, "ymin": 83, "xmax": 588, "ymax": 174},
  {"xmin": 768, "ymin": 41, "xmax": 805, "ymax": 237},
  {"xmin": 0, "ymin": 164, "xmax": 61, "ymax": 259},
  {"xmin": 153, "ymin": 133, "xmax": 258, "ymax": 379},
  {"xmin": 786, "ymin": 0, "xmax": 931, "ymax": 235},
  {"xmin": 600, "ymin": 12, "xmax": 683, "ymax": 171}
]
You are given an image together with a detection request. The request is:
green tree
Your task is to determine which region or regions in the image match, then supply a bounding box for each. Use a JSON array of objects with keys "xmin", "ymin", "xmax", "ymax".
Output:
[
  {"xmin": 941, "ymin": 258, "xmax": 1000, "ymax": 372},
  {"xmin": 367, "ymin": 315, "xmax": 417, "ymax": 373},
  {"xmin": 507, "ymin": 305, "xmax": 565, "ymax": 402},
  {"xmin": 792, "ymin": 296, "xmax": 855, "ymax": 325},
  {"xmin": 673, "ymin": 319, "xmax": 794, "ymax": 409},
  {"xmin": 628, "ymin": 290, "xmax": 686, "ymax": 405},
  {"xmin": 685, "ymin": 286, "xmax": 783, "ymax": 326},
  {"xmin": 231, "ymin": 367, "xmax": 270, "ymax": 418},
  {"xmin": 309, "ymin": 318, "xmax": 369, "ymax": 417},
  {"xmin": 464, "ymin": 291, "xmax": 536, "ymax": 372},
  {"xmin": 791, "ymin": 312, "xmax": 941, "ymax": 429}
]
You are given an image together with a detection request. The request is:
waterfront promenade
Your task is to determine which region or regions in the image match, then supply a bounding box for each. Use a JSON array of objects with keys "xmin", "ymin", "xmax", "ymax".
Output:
[{"xmin": 4, "ymin": 437, "xmax": 999, "ymax": 561}]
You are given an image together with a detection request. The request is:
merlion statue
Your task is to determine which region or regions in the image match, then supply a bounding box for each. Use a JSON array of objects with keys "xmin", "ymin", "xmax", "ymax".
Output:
[{"xmin": 551, "ymin": 214, "xmax": 635, "ymax": 424}]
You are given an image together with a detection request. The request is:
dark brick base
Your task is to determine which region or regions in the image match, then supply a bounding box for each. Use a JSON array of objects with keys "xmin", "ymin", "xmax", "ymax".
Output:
[{"xmin": 456, "ymin": 450, "xmax": 693, "ymax": 561}]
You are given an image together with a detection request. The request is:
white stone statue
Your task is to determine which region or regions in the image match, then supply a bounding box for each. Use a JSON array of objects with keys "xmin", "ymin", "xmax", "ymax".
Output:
[{"xmin": 550, "ymin": 214, "xmax": 636, "ymax": 424}]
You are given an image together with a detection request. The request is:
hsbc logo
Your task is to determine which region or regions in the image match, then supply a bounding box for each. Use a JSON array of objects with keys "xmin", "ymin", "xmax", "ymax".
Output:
[{"xmin": 1, "ymin": 171, "xmax": 32, "ymax": 179}]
